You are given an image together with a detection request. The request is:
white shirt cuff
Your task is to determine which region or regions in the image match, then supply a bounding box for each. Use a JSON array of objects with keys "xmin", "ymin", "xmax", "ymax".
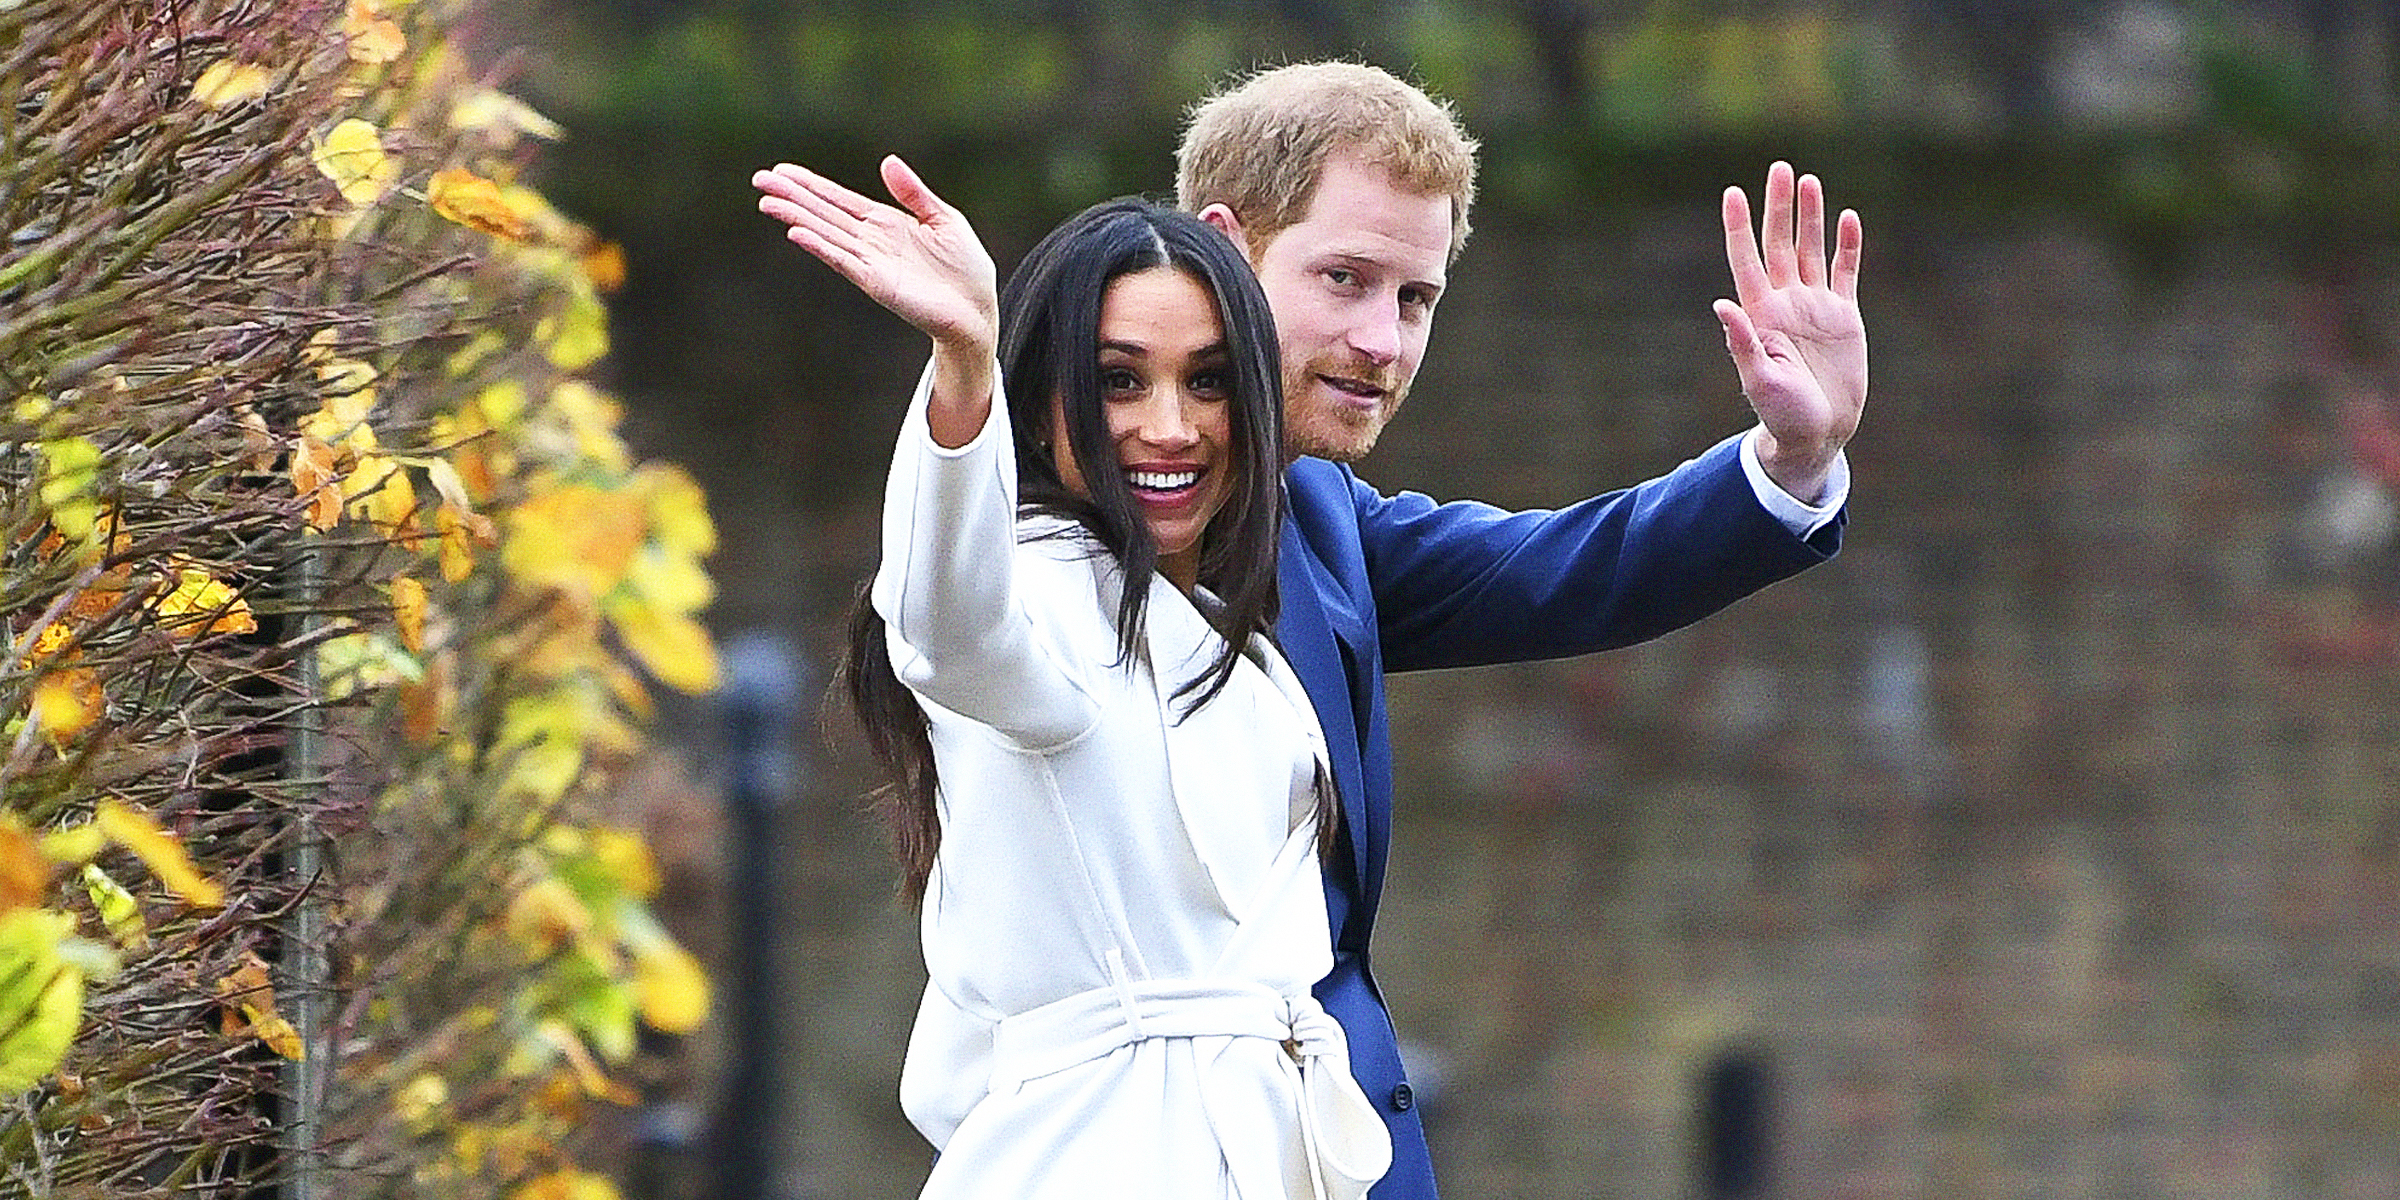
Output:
[{"xmin": 1739, "ymin": 426, "xmax": 1848, "ymax": 540}]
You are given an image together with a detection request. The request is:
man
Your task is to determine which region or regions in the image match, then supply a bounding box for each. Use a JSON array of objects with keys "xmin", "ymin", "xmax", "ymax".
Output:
[{"xmin": 1175, "ymin": 62, "xmax": 1865, "ymax": 1199}]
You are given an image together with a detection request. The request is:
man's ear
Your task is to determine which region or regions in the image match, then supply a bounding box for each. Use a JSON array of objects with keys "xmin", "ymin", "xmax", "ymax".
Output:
[{"xmin": 1198, "ymin": 203, "xmax": 1248, "ymax": 253}]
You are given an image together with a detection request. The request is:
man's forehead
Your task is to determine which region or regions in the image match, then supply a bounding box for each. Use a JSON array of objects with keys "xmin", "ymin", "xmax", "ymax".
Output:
[{"xmin": 1285, "ymin": 154, "xmax": 1453, "ymax": 275}]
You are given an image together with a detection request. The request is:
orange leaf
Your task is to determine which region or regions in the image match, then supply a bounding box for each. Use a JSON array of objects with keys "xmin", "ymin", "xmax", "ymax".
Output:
[
  {"xmin": 292, "ymin": 436, "xmax": 343, "ymax": 530},
  {"xmin": 428, "ymin": 167, "xmax": 534, "ymax": 241},
  {"xmin": 341, "ymin": 0, "xmax": 405, "ymax": 65},
  {"xmin": 0, "ymin": 822, "xmax": 51, "ymax": 913},
  {"xmin": 579, "ymin": 241, "xmax": 627, "ymax": 293}
]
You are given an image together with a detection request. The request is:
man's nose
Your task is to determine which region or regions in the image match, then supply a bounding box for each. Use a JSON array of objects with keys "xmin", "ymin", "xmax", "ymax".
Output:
[{"xmin": 1346, "ymin": 301, "xmax": 1402, "ymax": 366}]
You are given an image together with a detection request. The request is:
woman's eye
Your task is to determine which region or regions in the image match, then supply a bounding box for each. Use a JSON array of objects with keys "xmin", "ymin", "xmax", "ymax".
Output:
[
  {"xmin": 1101, "ymin": 369, "xmax": 1141, "ymax": 392},
  {"xmin": 1189, "ymin": 371, "xmax": 1228, "ymax": 396}
]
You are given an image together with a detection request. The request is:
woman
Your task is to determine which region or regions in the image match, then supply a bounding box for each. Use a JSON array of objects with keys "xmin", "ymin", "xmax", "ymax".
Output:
[{"xmin": 752, "ymin": 156, "xmax": 1391, "ymax": 1199}]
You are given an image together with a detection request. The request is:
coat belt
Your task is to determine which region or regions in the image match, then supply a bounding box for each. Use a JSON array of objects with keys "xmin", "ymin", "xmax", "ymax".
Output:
[{"xmin": 988, "ymin": 973, "xmax": 1392, "ymax": 1200}]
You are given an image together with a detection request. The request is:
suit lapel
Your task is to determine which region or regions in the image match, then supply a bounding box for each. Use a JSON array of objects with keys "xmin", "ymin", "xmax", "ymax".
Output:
[{"xmin": 1277, "ymin": 518, "xmax": 1376, "ymax": 899}]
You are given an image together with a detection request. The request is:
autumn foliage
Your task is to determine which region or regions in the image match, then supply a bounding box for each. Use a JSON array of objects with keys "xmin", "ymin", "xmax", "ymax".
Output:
[{"xmin": 2, "ymin": 1, "xmax": 715, "ymax": 1195}]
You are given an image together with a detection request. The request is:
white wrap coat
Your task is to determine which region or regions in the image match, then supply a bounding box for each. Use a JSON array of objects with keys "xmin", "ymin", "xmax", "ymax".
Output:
[{"xmin": 875, "ymin": 367, "xmax": 1391, "ymax": 1199}]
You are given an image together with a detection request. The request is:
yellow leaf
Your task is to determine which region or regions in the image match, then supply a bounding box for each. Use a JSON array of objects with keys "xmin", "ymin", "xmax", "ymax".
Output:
[
  {"xmin": 341, "ymin": 0, "xmax": 406, "ymax": 65},
  {"xmin": 16, "ymin": 622, "xmax": 72, "ymax": 668},
  {"xmin": 498, "ymin": 738, "xmax": 583, "ymax": 807},
  {"xmin": 504, "ymin": 876, "xmax": 590, "ymax": 954},
  {"xmin": 626, "ymin": 544, "xmax": 714, "ymax": 617},
  {"xmin": 252, "ymin": 1010, "xmax": 306, "ymax": 1060},
  {"xmin": 605, "ymin": 600, "xmax": 720, "ymax": 695},
  {"xmin": 631, "ymin": 940, "xmax": 708, "ymax": 1034},
  {"xmin": 216, "ymin": 952, "xmax": 305, "ymax": 1060},
  {"xmin": 152, "ymin": 568, "xmax": 257, "ymax": 638},
  {"xmin": 32, "ymin": 667, "xmax": 102, "ymax": 740},
  {"xmin": 310, "ymin": 359, "xmax": 379, "ymax": 443},
  {"xmin": 38, "ymin": 436, "xmax": 101, "ymax": 552},
  {"xmin": 585, "ymin": 829, "xmax": 660, "ymax": 900},
  {"xmin": 512, "ymin": 1168, "xmax": 625, "ymax": 1200},
  {"xmin": 473, "ymin": 379, "xmax": 530, "ymax": 427},
  {"xmin": 342, "ymin": 455, "xmax": 420, "ymax": 540},
  {"xmin": 95, "ymin": 801, "xmax": 224, "ymax": 910},
  {"xmin": 390, "ymin": 576, "xmax": 428, "ymax": 652},
  {"xmin": 428, "ymin": 167, "xmax": 533, "ymax": 240},
  {"xmin": 434, "ymin": 505, "xmax": 484, "ymax": 582},
  {"xmin": 316, "ymin": 631, "xmax": 423, "ymax": 700},
  {"xmin": 503, "ymin": 683, "xmax": 638, "ymax": 756},
  {"xmin": 0, "ymin": 821, "xmax": 49, "ymax": 913},
  {"xmin": 497, "ymin": 184, "xmax": 575, "ymax": 245},
  {"xmin": 0, "ymin": 910, "xmax": 87, "ymax": 1092},
  {"xmin": 192, "ymin": 59, "xmax": 271, "ymax": 108},
  {"xmin": 503, "ymin": 486, "xmax": 645, "ymax": 599},
  {"xmin": 78, "ymin": 865, "xmax": 147, "ymax": 951},
  {"xmin": 636, "ymin": 464, "xmax": 716, "ymax": 557},
  {"xmin": 395, "ymin": 1073, "xmax": 448, "ymax": 1130},
  {"xmin": 537, "ymin": 286, "xmax": 609, "ymax": 370},
  {"xmin": 449, "ymin": 86, "xmax": 564, "ymax": 142},
  {"xmin": 442, "ymin": 329, "xmax": 507, "ymax": 378},
  {"xmin": 38, "ymin": 824, "xmax": 104, "ymax": 868},
  {"xmin": 312, "ymin": 118, "xmax": 397, "ymax": 206}
]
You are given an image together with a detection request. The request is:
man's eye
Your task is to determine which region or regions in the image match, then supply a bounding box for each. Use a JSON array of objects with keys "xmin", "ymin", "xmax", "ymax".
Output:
[{"xmin": 1324, "ymin": 267, "xmax": 1358, "ymax": 288}]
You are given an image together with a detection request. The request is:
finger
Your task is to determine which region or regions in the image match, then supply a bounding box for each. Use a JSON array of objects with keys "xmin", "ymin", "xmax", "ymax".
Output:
[
  {"xmin": 1760, "ymin": 161, "xmax": 1798, "ymax": 288},
  {"xmin": 763, "ymin": 169, "xmax": 887, "ymax": 248},
  {"xmin": 1831, "ymin": 208, "xmax": 1864, "ymax": 301},
  {"xmin": 770, "ymin": 161, "xmax": 882, "ymax": 221},
  {"xmin": 760, "ymin": 193, "xmax": 873, "ymax": 265},
  {"xmin": 879, "ymin": 155, "xmax": 954, "ymax": 226},
  {"xmin": 1795, "ymin": 173, "xmax": 1826, "ymax": 289},
  {"xmin": 783, "ymin": 223, "xmax": 870, "ymax": 285},
  {"xmin": 1722, "ymin": 185, "xmax": 1768, "ymax": 309},
  {"xmin": 751, "ymin": 166, "xmax": 815, "ymax": 207}
]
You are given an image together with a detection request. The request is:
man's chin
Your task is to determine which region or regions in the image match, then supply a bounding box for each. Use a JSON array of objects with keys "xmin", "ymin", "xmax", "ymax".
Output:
[{"xmin": 1288, "ymin": 418, "xmax": 1382, "ymax": 463}]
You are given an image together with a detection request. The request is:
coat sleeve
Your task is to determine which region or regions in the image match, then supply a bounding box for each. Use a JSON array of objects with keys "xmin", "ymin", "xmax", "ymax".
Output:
[
  {"xmin": 1353, "ymin": 431, "xmax": 1843, "ymax": 674},
  {"xmin": 872, "ymin": 362, "xmax": 1098, "ymax": 749}
]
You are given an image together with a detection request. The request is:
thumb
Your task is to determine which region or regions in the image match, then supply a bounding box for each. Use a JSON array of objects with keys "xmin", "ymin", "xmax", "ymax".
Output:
[
  {"xmin": 1714, "ymin": 298, "xmax": 1763, "ymax": 379},
  {"xmin": 881, "ymin": 154, "xmax": 949, "ymax": 225}
]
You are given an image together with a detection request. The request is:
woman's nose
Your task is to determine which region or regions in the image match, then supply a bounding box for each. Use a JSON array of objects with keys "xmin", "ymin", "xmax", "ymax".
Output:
[{"xmin": 1134, "ymin": 395, "xmax": 1198, "ymax": 448}]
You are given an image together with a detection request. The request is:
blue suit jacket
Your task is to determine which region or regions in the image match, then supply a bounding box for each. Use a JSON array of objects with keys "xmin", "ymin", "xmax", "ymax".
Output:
[{"xmin": 1276, "ymin": 433, "xmax": 1842, "ymax": 1200}]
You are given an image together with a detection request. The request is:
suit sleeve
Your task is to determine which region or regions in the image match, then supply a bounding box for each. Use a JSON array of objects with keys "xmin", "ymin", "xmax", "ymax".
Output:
[
  {"xmin": 1358, "ymin": 430, "xmax": 1842, "ymax": 673},
  {"xmin": 872, "ymin": 361, "xmax": 1098, "ymax": 748}
]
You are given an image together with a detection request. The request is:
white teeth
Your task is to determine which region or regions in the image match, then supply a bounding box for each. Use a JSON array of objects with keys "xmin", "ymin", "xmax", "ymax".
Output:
[{"xmin": 1127, "ymin": 469, "xmax": 1199, "ymax": 491}]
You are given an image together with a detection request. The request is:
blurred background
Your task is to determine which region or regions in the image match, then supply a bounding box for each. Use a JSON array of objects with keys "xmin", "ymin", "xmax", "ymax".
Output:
[{"xmin": 465, "ymin": 2, "xmax": 2400, "ymax": 1196}]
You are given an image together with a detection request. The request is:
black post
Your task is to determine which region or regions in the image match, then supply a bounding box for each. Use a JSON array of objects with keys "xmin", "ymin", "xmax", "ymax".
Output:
[
  {"xmin": 1695, "ymin": 1046, "xmax": 1775, "ymax": 1199},
  {"xmin": 709, "ymin": 631, "xmax": 807, "ymax": 1200}
]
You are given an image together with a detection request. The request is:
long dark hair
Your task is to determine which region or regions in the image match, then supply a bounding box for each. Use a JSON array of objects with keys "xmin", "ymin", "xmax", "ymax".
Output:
[{"xmin": 837, "ymin": 197, "xmax": 1286, "ymax": 906}]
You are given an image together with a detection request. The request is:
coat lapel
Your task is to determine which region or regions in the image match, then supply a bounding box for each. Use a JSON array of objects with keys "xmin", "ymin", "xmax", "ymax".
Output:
[{"xmin": 1142, "ymin": 573, "xmax": 1246, "ymax": 919}]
